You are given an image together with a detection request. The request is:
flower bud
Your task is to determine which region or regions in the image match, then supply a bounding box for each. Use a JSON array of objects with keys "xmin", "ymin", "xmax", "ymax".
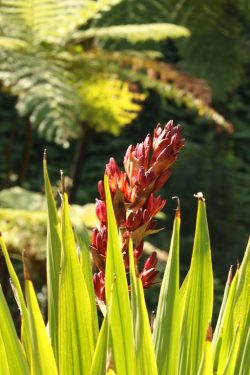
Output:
[
  {"xmin": 93, "ymin": 271, "xmax": 105, "ymax": 301},
  {"xmin": 95, "ymin": 199, "xmax": 107, "ymax": 223},
  {"xmin": 143, "ymin": 251, "xmax": 157, "ymax": 270},
  {"xmin": 98, "ymin": 180, "xmax": 105, "ymax": 199}
]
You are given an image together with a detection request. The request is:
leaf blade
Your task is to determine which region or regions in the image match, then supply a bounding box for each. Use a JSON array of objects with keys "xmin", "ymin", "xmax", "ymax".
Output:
[{"xmin": 104, "ymin": 174, "xmax": 135, "ymax": 375}]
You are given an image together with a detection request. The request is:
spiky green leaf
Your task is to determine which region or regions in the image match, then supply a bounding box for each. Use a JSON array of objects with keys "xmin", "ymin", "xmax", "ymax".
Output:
[
  {"xmin": 179, "ymin": 195, "xmax": 213, "ymax": 375},
  {"xmin": 153, "ymin": 207, "xmax": 180, "ymax": 375},
  {"xmin": 129, "ymin": 239, "xmax": 158, "ymax": 375},
  {"xmin": 58, "ymin": 192, "xmax": 95, "ymax": 374},
  {"xmin": 25, "ymin": 280, "xmax": 58, "ymax": 375},
  {"xmin": 104, "ymin": 174, "xmax": 135, "ymax": 375}
]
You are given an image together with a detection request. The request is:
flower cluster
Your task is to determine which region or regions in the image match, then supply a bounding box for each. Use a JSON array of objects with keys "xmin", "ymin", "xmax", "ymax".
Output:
[{"xmin": 92, "ymin": 121, "xmax": 184, "ymax": 302}]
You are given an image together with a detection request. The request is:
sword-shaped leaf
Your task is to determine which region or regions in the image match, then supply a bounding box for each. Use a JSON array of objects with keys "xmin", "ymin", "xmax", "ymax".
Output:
[
  {"xmin": 0, "ymin": 286, "xmax": 29, "ymax": 374},
  {"xmin": 179, "ymin": 195, "xmax": 213, "ymax": 375},
  {"xmin": 153, "ymin": 205, "xmax": 180, "ymax": 375},
  {"xmin": 25, "ymin": 280, "xmax": 58, "ymax": 375},
  {"xmin": 0, "ymin": 235, "xmax": 31, "ymax": 364},
  {"xmin": 104, "ymin": 174, "xmax": 135, "ymax": 375},
  {"xmin": 43, "ymin": 155, "xmax": 61, "ymax": 361},
  {"xmin": 58, "ymin": 192, "xmax": 95, "ymax": 374},
  {"xmin": 129, "ymin": 238, "xmax": 158, "ymax": 375},
  {"xmin": 75, "ymin": 223, "xmax": 99, "ymax": 343}
]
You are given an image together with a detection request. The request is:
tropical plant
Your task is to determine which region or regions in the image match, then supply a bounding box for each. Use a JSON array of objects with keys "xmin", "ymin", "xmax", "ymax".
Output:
[{"xmin": 0, "ymin": 124, "xmax": 249, "ymax": 374}]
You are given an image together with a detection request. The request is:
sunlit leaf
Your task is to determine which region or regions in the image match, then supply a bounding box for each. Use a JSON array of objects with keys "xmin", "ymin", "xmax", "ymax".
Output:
[
  {"xmin": 58, "ymin": 192, "xmax": 95, "ymax": 374},
  {"xmin": 179, "ymin": 195, "xmax": 213, "ymax": 375},
  {"xmin": 104, "ymin": 174, "xmax": 135, "ymax": 375},
  {"xmin": 43, "ymin": 156, "xmax": 61, "ymax": 361},
  {"xmin": 0, "ymin": 286, "xmax": 29, "ymax": 374},
  {"xmin": 25, "ymin": 280, "xmax": 58, "ymax": 375},
  {"xmin": 153, "ymin": 206, "xmax": 180, "ymax": 375},
  {"xmin": 129, "ymin": 239, "xmax": 158, "ymax": 375}
]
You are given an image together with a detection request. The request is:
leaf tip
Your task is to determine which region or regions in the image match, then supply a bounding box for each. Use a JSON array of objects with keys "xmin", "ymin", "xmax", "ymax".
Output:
[
  {"xmin": 227, "ymin": 265, "xmax": 234, "ymax": 286},
  {"xmin": 193, "ymin": 192, "xmax": 205, "ymax": 202},
  {"xmin": 172, "ymin": 195, "xmax": 181, "ymax": 217},
  {"xmin": 43, "ymin": 148, "xmax": 47, "ymax": 161},
  {"xmin": 60, "ymin": 169, "xmax": 65, "ymax": 194}
]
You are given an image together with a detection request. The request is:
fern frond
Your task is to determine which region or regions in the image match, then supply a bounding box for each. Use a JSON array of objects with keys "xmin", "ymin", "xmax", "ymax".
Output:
[
  {"xmin": 0, "ymin": 0, "xmax": 122, "ymax": 45},
  {"xmin": 77, "ymin": 77, "xmax": 145, "ymax": 134},
  {"xmin": 92, "ymin": 51, "xmax": 232, "ymax": 133},
  {"xmin": 0, "ymin": 37, "xmax": 28, "ymax": 50},
  {"xmin": 0, "ymin": 49, "xmax": 82, "ymax": 145},
  {"xmin": 97, "ymin": 0, "xmax": 248, "ymax": 98},
  {"xmin": 73, "ymin": 23, "xmax": 190, "ymax": 43}
]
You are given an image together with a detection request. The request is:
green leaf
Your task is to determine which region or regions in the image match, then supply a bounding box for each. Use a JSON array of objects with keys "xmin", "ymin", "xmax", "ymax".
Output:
[
  {"xmin": 197, "ymin": 339, "xmax": 213, "ymax": 375},
  {"xmin": 0, "ymin": 235, "xmax": 31, "ymax": 362},
  {"xmin": 90, "ymin": 284, "xmax": 115, "ymax": 375},
  {"xmin": 75, "ymin": 23, "xmax": 190, "ymax": 43},
  {"xmin": 0, "ymin": 331, "xmax": 11, "ymax": 375},
  {"xmin": 215, "ymin": 237, "xmax": 250, "ymax": 375},
  {"xmin": 129, "ymin": 239, "xmax": 158, "ymax": 375},
  {"xmin": 212, "ymin": 269, "xmax": 239, "ymax": 373},
  {"xmin": 43, "ymin": 157, "xmax": 61, "ymax": 361},
  {"xmin": 0, "ymin": 286, "xmax": 29, "ymax": 375},
  {"xmin": 90, "ymin": 312, "xmax": 109, "ymax": 375},
  {"xmin": 232, "ymin": 238, "xmax": 250, "ymax": 375},
  {"xmin": 153, "ymin": 206, "xmax": 180, "ymax": 375},
  {"xmin": 179, "ymin": 195, "xmax": 213, "ymax": 375},
  {"xmin": 75, "ymin": 223, "xmax": 99, "ymax": 343},
  {"xmin": 212, "ymin": 266, "xmax": 233, "ymax": 350},
  {"xmin": 104, "ymin": 174, "xmax": 135, "ymax": 375},
  {"xmin": 25, "ymin": 280, "xmax": 58, "ymax": 375},
  {"xmin": 58, "ymin": 192, "xmax": 95, "ymax": 374}
]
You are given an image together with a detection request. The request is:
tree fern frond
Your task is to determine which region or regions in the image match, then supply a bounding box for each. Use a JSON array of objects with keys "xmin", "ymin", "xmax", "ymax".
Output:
[
  {"xmin": 73, "ymin": 23, "xmax": 190, "ymax": 43},
  {"xmin": 97, "ymin": 0, "xmax": 248, "ymax": 99},
  {"xmin": 235, "ymin": 0, "xmax": 250, "ymax": 15},
  {"xmin": 77, "ymin": 77, "xmax": 145, "ymax": 134},
  {"xmin": 0, "ymin": 0, "xmax": 122, "ymax": 45},
  {"xmin": 0, "ymin": 37, "xmax": 28, "ymax": 50},
  {"xmin": 0, "ymin": 49, "xmax": 82, "ymax": 145},
  {"xmin": 92, "ymin": 51, "xmax": 232, "ymax": 133},
  {"xmin": 169, "ymin": 1, "xmax": 247, "ymax": 98}
]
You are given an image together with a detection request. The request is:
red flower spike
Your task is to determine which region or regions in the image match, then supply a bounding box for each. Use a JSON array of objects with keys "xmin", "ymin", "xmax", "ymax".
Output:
[{"xmin": 91, "ymin": 121, "xmax": 184, "ymax": 303}]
